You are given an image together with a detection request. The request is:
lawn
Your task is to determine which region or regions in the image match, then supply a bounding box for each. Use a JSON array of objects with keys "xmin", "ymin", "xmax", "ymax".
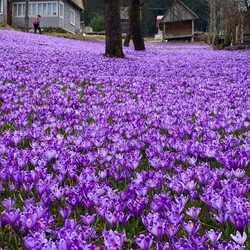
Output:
[{"xmin": 0, "ymin": 30, "xmax": 249, "ymax": 249}]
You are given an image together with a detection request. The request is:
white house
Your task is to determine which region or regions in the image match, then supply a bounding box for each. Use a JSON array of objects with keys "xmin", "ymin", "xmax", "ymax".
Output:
[{"xmin": 0, "ymin": 0, "xmax": 87, "ymax": 34}]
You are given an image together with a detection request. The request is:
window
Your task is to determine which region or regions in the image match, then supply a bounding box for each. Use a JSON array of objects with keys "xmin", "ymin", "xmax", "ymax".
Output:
[
  {"xmin": 52, "ymin": 3, "xmax": 56, "ymax": 15},
  {"xmin": 70, "ymin": 9, "xmax": 75, "ymax": 26},
  {"xmin": 17, "ymin": 4, "xmax": 24, "ymax": 16},
  {"xmin": 48, "ymin": 3, "xmax": 52, "ymax": 15},
  {"xmin": 38, "ymin": 3, "xmax": 42, "ymax": 15},
  {"xmin": 59, "ymin": 2, "xmax": 64, "ymax": 18},
  {"xmin": 13, "ymin": 2, "xmax": 58, "ymax": 17},
  {"xmin": 13, "ymin": 4, "xmax": 17, "ymax": 16},
  {"xmin": 0, "ymin": 0, "xmax": 3, "ymax": 14},
  {"xmin": 30, "ymin": 3, "xmax": 37, "ymax": 16},
  {"xmin": 42, "ymin": 3, "xmax": 47, "ymax": 16}
]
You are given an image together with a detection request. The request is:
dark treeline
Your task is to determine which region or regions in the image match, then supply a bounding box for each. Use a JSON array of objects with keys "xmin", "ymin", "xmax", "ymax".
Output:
[{"xmin": 83, "ymin": 0, "xmax": 209, "ymax": 36}]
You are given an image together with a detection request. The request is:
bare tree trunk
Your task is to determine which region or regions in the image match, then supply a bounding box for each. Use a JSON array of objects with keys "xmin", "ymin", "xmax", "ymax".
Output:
[
  {"xmin": 104, "ymin": 0, "xmax": 124, "ymax": 58},
  {"xmin": 244, "ymin": 0, "xmax": 250, "ymax": 33},
  {"xmin": 208, "ymin": 0, "xmax": 216, "ymax": 45},
  {"xmin": 130, "ymin": 0, "xmax": 145, "ymax": 50},
  {"xmin": 124, "ymin": 29, "xmax": 131, "ymax": 47},
  {"xmin": 212, "ymin": 0, "xmax": 217, "ymax": 45},
  {"xmin": 124, "ymin": 9, "xmax": 131, "ymax": 47},
  {"xmin": 24, "ymin": 0, "xmax": 29, "ymax": 32}
]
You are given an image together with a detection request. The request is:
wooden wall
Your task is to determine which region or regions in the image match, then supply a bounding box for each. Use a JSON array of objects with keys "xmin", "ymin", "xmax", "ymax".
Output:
[{"xmin": 165, "ymin": 20, "xmax": 192, "ymax": 37}]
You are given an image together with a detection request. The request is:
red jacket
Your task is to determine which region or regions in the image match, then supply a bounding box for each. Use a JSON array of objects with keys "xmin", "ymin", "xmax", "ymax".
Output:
[{"xmin": 33, "ymin": 17, "xmax": 40, "ymax": 25}]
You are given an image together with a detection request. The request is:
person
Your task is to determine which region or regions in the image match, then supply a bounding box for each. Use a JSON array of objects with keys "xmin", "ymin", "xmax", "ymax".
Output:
[{"xmin": 33, "ymin": 15, "xmax": 42, "ymax": 34}]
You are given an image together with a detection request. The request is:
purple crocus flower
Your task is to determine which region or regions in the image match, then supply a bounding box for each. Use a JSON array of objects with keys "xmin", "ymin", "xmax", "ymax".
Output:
[
  {"xmin": 211, "ymin": 211, "xmax": 229, "ymax": 225},
  {"xmin": 23, "ymin": 182, "xmax": 34, "ymax": 193},
  {"xmin": 165, "ymin": 223, "xmax": 180, "ymax": 238},
  {"xmin": 186, "ymin": 207, "xmax": 201, "ymax": 219},
  {"xmin": 156, "ymin": 242, "xmax": 170, "ymax": 250},
  {"xmin": 82, "ymin": 225, "xmax": 95, "ymax": 241},
  {"xmin": 207, "ymin": 229, "xmax": 222, "ymax": 246},
  {"xmin": 2, "ymin": 198, "xmax": 16, "ymax": 210},
  {"xmin": 230, "ymin": 231, "xmax": 247, "ymax": 245},
  {"xmin": 103, "ymin": 229, "xmax": 125, "ymax": 250},
  {"xmin": 233, "ymin": 169, "xmax": 245, "ymax": 178},
  {"xmin": 20, "ymin": 213, "xmax": 37, "ymax": 229},
  {"xmin": 0, "ymin": 181, "xmax": 4, "ymax": 192},
  {"xmin": 105, "ymin": 210, "xmax": 118, "ymax": 227},
  {"xmin": 64, "ymin": 219, "xmax": 78, "ymax": 230},
  {"xmin": 23, "ymin": 198, "xmax": 36, "ymax": 208},
  {"xmin": 23, "ymin": 232, "xmax": 48, "ymax": 250},
  {"xmin": 2, "ymin": 208, "xmax": 20, "ymax": 226},
  {"xmin": 0, "ymin": 144, "xmax": 6, "ymax": 155},
  {"xmin": 229, "ymin": 214, "xmax": 248, "ymax": 232},
  {"xmin": 23, "ymin": 235, "xmax": 36, "ymax": 250},
  {"xmin": 189, "ymin": 233, "xmax": 208, "ymax": 247},
  {"xmin": 11, "ymin": 135, "xmax": 22, "ymax": 146},
  {"xmin": 147, "ymin": 219, "xmax": 165, "ymax": 240},
  {"xmin": 95, "ymin": 206, "xmax": 106, "ymax": 218},
  {"xmin": 117, "ymin": 211, "xmax": 131, "ymax": 225},
  {"xmin": 134, "ymin": 234, "xmax": 153, "ymax": 250},
  {"xmin": 174, "ymin": 195, "xmax": 189, "ymax": 212},
  {"xmin": 45, "ymin": 149, "xmax": 57, "ymax": 161},
  {"xmin": 166, "ymin": 211, "xmax": 184, "ymax": 225},
  {"xmin": 216, "ymin": 241, "xmax": 245, "ymax": 250},
  {"xmin": 82, "ymin": 198, "xmax": 93, "ymax": 209},
  {"xmin": 183, "ymin": 221, "xmax": 200, "ymax": 235},
  {"xmin": 54, "ymin": 187, "xmax": 65, "ymax": 200},
  {"xmin": 56, "ymin": 239, "xmax": 68, "ymax": 250},
  {"xmin": 99, "ymin": 170, "xmax": 108, "ymax": 180},
  {"xmin": 12, "ymin": 171, "xmax": 24, "ymax": 186},
  {"xmin": 59, "ymin": 207, "xmax": 71, "ymax": 220},
  {"xmin": 210, "ymin": 195, "xmax": 224, "ymax": 211},
  {"xmin": 80, "ymin": 213, "xmax": 96, "ymax": 225}
]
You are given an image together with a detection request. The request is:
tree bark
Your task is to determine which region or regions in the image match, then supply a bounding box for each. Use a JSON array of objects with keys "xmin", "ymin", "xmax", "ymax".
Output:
[
  {"xmin": 104, "ymin": 0, "xmax": 124, "ymax": 58},
  {"xmin": 130, "ymin": 0, "xmax": 145, "ymax": 50},
  {"xmin": 24, "ymin": 0, "xmax": 29, "ymax": 32},
  {"xmin": 244, "ymin": 0, "xmax": 250, "ymax": 33},
  {"xmin": 124, "ymin": 9, "xmax": 131, "ymax": 47},
  {"xmin": 124, "ymin": 30, "xmax": 131, "ymax": 47}
]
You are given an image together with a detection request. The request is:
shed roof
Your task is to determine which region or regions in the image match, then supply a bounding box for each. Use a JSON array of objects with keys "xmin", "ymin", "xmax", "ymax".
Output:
[
  {"xmin": 161, "ymin": 0, "xmax": 198, "ymax": 23},
  {"xmin": 70, "ymin": 0, "xmax": 87, "ymax": 11}
]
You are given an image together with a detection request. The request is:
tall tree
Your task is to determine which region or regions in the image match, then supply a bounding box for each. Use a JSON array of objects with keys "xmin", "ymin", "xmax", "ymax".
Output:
[
  {"xmin": 24, "ymin": 0, "xmax": 29, "ymax": 32},
  {"xmin": 104, "ymin": 0, "xmax": 124, "ymax": 58},
  {"xmin": 130, "ymin": 0, "xmax": 145, "ymax": 50},
  {"xmin": 244, "ymin": 0, "xmax": 250, "ymax": 33},
  {"xmin": 208, "ymin": 0, "xmax": 247, "ymax": 46}
]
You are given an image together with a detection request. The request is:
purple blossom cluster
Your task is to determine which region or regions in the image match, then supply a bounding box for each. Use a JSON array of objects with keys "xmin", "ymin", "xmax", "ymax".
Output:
[{"xmin": 0, "ymin": 30, "xmax": 249, "ymax": 249}]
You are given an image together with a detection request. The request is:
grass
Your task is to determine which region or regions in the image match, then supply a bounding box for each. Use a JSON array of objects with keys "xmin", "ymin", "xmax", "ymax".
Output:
[
  {"xmin": 0, "ymin": 24, "xmax": 17, "ymax": 30},
  {"xmin": 0, "ymin": 24, "xmax": 163, "ymax": 44},
  {"xmin": 43, "ymin": 31, "xmax": 106, "ymax": 42}
]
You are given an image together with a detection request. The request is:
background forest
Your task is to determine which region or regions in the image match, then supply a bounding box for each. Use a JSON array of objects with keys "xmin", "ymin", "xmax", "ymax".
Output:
[{"xmin": 83, "ymin": 0, "xmax": 209, "ymax": 36}]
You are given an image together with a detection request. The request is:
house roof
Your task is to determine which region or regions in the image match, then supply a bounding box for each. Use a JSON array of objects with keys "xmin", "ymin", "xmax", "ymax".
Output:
[
  {"xmin": 70, "ymin": 0, "xmax": 87, "ymax": 11},
  {"xmin": 161, "ymin": 0, "xmax": 199, "ymax": 23}
]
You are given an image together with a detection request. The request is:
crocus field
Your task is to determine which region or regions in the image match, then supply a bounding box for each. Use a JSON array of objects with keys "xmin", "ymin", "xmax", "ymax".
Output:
[{"xmin": 0, "ymin": 30, "xmax": 249, "ymax": 250}]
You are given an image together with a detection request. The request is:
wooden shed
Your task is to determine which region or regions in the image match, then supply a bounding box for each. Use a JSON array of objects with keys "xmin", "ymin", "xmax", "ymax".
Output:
[{"xmin": 160, "ymin": 0, "xmax": 199, "ymax": 42}]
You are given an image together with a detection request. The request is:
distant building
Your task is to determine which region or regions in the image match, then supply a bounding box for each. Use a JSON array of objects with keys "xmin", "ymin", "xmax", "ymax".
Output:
[
  {"xmin": 0, "ymin": 0, "xmax": 87, "ymax": 34},
  {"xmin": 155, "ymin": 15, "xmax": 163, "ymax": 39},
  {"xmin": 120, "ymin": 6, "xmax": 142, "ymax": 36},
  {"xmin": 120, "ymin": 6, "xmax": 129, "ymax": 35},
  {"xmin": 158, "ymin": 0, "xmax": 199, "ymax": 42}
]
